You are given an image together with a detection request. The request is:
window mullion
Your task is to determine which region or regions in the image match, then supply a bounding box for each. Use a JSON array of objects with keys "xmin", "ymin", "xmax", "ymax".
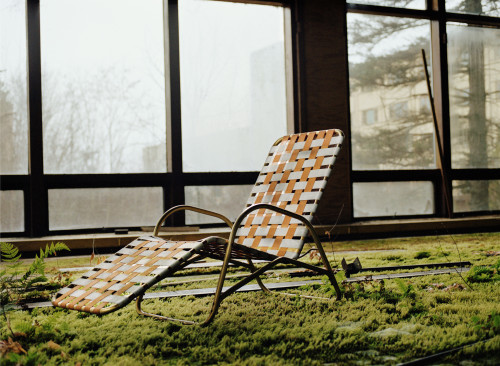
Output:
[
  {"xmin": 166, "ymin": 0, "xmax": 185, "ymax": 226},
  {"xmin": 26, "ymin": 0, "xmax": 48, "ymax": 236}
]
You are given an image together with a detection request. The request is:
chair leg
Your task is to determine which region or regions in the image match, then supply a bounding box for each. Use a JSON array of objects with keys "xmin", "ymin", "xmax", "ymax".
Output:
[
  {"xmin": 136, "ymin": 294, "xmax": 197, "ymax": 325},
  {"xmin": 133, "ymin": 252, "xmax": 266, "ymax": 326},
  {"xmin": 201, "ymin": 250, "xmax": 234, "ymax": 326},
  {"xmin": 248, "ymin": 259, "xmax": 272, "ymax": 294},
  {"xmin": 134, "ymin": 253, "xmax": 209, "ymax": 325},
  {"xmin": 316, "ymin": 250, "xmax": 342, "ymax": 301},
  {"xmin": 134, "ymin": 250, "xmax": 341, "ymax": 325}
]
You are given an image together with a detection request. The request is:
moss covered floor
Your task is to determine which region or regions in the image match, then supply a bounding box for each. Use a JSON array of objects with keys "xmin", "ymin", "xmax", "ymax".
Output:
[{"xmin": 1, "ymin": 232, "xmax": 499, "ymax": 365}]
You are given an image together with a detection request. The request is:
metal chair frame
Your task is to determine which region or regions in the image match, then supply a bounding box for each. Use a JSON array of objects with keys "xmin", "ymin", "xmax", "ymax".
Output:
[
  {"xmin": 135, "ymin": 203, "xmax": 342, "ymax": 326},
  {"xmin": 53, "ymin": 129, "xmax": 344, "ymax": 325}
]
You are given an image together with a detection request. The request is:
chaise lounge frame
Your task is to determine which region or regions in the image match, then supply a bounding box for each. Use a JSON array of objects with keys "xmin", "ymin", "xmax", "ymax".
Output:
[{"xmin": 53, "ymin": 129, "xmax": 344, "ymax": 325}]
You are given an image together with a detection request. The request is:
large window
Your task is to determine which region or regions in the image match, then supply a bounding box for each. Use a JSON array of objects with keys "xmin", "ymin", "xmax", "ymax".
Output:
[
  {"xmin": 348, "ymin": 0, "xmax": 500, "ymax": 218},
  {"xmin": 41, "ymin": 0, "xmax": 167, "ymax": 174},
  {"xmin": 48, "ymin": 188, "xmax": 164, "ymax": 230},
  {"xmin": 348, "ymin": 14, "xmax": 434, "ymax": 171},
  {"xmin": 0, "ymin": 0, "xmax": 293, "ymax": 236},
  {"xmin": 446, "ymin": 0, "xmax": 500, "ymax": 17},
  {"xmin": 184, "ymin": 185, "xmax": 253, "ymax": 225},
  {"xmin": 179, "ymin": 0, "xmax": 290, "ymax": 172},
  {"xmin": 353, "ymin": 182, "xmax": 434, "ymax": 217},
  {"xmin": 448, "ymin": 24, "xmax": 500, "ymax": 170},
  {"xmin": 0, "ymin": 0, "xmax": 28, "ymax": 175},
  {"xmin": 0, "ymin": 191, "xmax": 24, "ymax": 233}
]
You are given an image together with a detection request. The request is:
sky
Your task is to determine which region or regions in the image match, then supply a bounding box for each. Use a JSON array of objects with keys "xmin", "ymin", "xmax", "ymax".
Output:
[{"xmin": 1, "ymin": 0, "xmax": 289, "ymax": 174}]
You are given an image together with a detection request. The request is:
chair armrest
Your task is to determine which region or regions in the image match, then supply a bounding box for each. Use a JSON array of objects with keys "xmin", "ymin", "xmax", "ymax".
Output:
[
  {"xmin": 154, "ymin": 205, "xmax": 233, "ymax": 236},
  {"xmin": 228, "ymin": 203, "xmax": 323, "ymax": 254},
  {"xmin": 226, "ymin": 203, "xmax": 338, "ymax": 293}
]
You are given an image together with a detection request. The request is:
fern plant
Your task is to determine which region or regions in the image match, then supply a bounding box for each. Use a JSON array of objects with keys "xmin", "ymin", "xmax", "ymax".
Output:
[{"xmin": 1, "ymin": 242, "xmax": 69, "ymax": 338}]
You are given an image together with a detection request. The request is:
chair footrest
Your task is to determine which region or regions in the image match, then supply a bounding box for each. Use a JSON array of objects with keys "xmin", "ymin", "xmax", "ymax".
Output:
[{"xmin": 52, "ymin": 235, "xmax": 206, "ymax": 314}]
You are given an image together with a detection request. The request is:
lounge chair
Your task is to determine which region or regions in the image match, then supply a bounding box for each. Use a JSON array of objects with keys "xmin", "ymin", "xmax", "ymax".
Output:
[{"xmin": 52, "ymin": 129, "xmax": 344, "ymax": 325}]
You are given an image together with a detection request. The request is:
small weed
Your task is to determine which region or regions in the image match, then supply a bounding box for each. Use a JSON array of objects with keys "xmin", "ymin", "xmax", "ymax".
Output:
[
  {"xmin": 471, "ymin": 311, "xmax": 500, "ymax": 336},
  {"xmin": 467, "ymin": 261, "xmax": 500, "ymax": 283},
  {"xmin": 383, "ymin": 254, "xmax": 404, "ymax": 262},
  {"xmin": 394, "ymin": 279, "xmax": 416, "ymax": 300},
  {"xmin": 414, "ymin": 251, "xmax": 431, "ymax": 259},
  {"xmin": 1, "ymin": 351, "xmax": 42, "ymax": 366},
  {"xmin": 1, "ymin": 241, "xmax": 69, "ymax": 361}
]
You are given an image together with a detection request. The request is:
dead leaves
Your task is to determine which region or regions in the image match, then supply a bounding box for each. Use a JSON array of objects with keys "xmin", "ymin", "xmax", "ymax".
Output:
[
  {"xmin": 484, "ymin": 251, "xmax": 500, "ymax": 256},
  {"xmin": 473, "ymin": 250, "xmax": 500, "ymax": 256},
  {"xmin": 47, "ymin": 340, "xmax": 61, "ymax": 351},
  {"xmin": 309, "ymin": 250, "xmax": 320, "ymax": 260},
  {"xmin": 90, "ymin": 252, "xmax": 107, "ymax": 265},
  {"xmin": 425, "ymin": 282, "xmax": 467, "ymax": 292},
  {"xmin": 0, "ymin": 337, "xmax": 68, "ymax": 362},
  {"xmin": 0, "ymin": 338, "xmax": 27, "ymax": 357}
]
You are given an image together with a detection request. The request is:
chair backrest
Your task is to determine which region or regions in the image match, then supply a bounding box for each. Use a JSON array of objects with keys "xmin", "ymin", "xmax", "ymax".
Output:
[{"xmin": 235, "ymin": 129, "xmax": 344, "ymax": 259}]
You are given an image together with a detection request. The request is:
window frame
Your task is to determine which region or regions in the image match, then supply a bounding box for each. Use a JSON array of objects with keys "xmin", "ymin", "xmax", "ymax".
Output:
[
  {"xmin": 0, "ymin": 0, "xmax": 296, "ymax": 237},
  {"xmin": 347, "ymin": 0, "xmax": 500, "ymax": 220}
]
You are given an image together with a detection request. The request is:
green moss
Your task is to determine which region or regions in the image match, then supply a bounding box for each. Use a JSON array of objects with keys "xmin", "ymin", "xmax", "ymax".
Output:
[
  {"xmin": 414, "ymin": 251, "xmax": 432, "ymax": 259},
  {"xmin": 2, "ymin": 233, "xmax": 500, "ymax": 365}
]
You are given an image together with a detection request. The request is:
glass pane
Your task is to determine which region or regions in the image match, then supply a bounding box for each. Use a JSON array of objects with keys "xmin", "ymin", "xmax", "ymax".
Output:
[
  {"xmin": 448, "ymin": 24, "xmax": 500, "ymax": 169},
  {"xmin": 446, "ymin": 0, "xmax": 500, "ymax": 17},
  {"xmin": 179, "ymin": 0, "xmax": 289, "ymax": 172},
  {"xmin": 0, "ymin": 0, "xmax": 28, "ymax": 175},
  {"xmin": 185, "ymin": 185, "xmax": 253, "ymax": 225},
  {"xmin": 348, "ymin": 14, "xmax": 436, "ymax": 170},
  {"xmin": 353, "ymin": 182, "xmax": 434, "ymax": 217},
  {"xmin": 453, "ymin": 180, "xmax": 500, "ymax": 212},
  {"xmin": 348, "ymin": 0, "xmax": 425, "ymax": 10},
  {"xmin": 48, "ymin": 188, "xmax": 163, "ymax": 230},
  {"xmin": 41, "ymin": 0, "xmax": 167, "ymax": 174},
  {"xmin": 0, "ymin": 190, "xmax": 24, "ymax": 233}
]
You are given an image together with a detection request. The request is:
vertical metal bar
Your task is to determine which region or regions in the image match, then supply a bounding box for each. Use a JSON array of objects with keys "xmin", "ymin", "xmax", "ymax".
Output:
[
  {"xmin": 421, "ymin": 49, "xmax": 452, "ymax": 217},
  {"xmin": 167, "ymin": 0, "xmax": 185, "ymax": 226},
  {"xmin": 163, "ymin": 0, "xmax": 172, "ymax": 173},
  {"xmin": 430, "ymin": 0, "xmax": 453, "ymax": 217},
  {"xmin": 162, "ymin": 0, "xmax": 173, "ymax": 223},
  {"xmin": 283, "ymin": 5, "xmax": 294, "ymax": 134},
  {"xmin": 26, "ymin": 0, "xmax": 48, "ymax": 236},
  {"xmin": 291, "ymin": 0, "xmax": 305, "ymax": 133}
]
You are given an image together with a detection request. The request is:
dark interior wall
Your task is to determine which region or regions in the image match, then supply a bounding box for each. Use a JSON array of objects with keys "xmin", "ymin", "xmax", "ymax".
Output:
[{"xmin": 297, "ymin": 0, "xmax": 352, "ymax": 224}]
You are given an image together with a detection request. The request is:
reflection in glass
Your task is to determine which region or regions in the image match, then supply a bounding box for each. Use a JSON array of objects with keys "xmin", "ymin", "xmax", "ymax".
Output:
[
  {"xmin": 453, "ymin": 180, "xmax": 500, "ymax": 212},
  {"xmin": 446, "ymin": 0, "xmax": 500, "ymax": 17},
  {"xmin": 0, "ymin": 0, "xmax": 28, "ymax": 174},
  {"xmin": 353, "ymin": 182, "xmax": 434, "ymax": 217},
  {"xmin": 0, "ymin": 190, "xmax": 24, "ymax": 232},
  {"xmin": 448, "ymin": 24, "xmax": 500, "ymax": 170},
  {"xmin": 347, "ymin": 0, "xmax": 425, "ymax": 10},
  {"xmin": 348, "ymin": 14, "xmax": 435, "ymax": 170},
  {"xmin": 48, "ymin": 188, "xmax": 163, "ymax": 230},
  {"xmin": 185, "ymin": 185, "xmax": 253, "ymax": 225},
  {"xmin": 179, "ymin": 0, "xmax": 289, "ymax": 172},
  {"xmin": 41, "ymin": 0, "xmax": 167, "ymax": 174}
]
